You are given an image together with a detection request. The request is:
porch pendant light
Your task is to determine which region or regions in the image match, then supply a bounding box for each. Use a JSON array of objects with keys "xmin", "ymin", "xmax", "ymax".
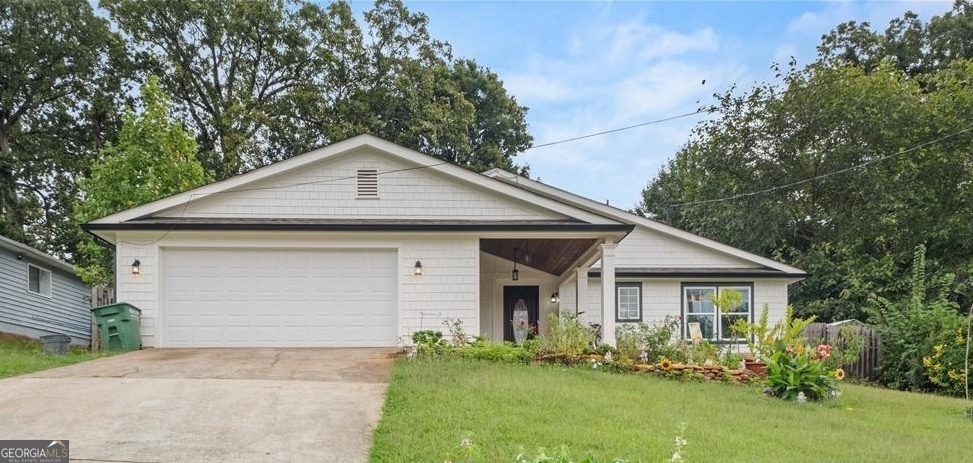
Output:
[{"xmin": 511, "ymin": 247, "xmax": 520, "ymax": 281}]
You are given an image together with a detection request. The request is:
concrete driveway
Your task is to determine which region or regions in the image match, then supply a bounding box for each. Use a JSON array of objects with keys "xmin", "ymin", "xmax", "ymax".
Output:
[{"xmin": 0, "ymin": 348, "xmax": 396, "ymax": 462}]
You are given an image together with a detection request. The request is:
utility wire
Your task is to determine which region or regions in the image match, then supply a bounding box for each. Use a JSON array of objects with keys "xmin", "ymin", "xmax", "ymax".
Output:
[
  {"xmin": 667, "ymin": 126, "xmax": 973, "ymax": 208},
  {"xmin": 529, "ymin": 110, "xmax": 711, "ymax": 149}
]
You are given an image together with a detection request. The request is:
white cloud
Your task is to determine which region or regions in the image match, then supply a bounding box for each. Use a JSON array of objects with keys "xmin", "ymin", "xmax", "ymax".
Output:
[{"xmin": 502, "ymin": 16, "xmax": 742, "ymax": 208}]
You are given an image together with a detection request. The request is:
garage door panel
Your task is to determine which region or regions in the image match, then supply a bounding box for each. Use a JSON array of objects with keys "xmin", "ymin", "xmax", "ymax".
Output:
[{"xmin": 162, "ymin": 248, "xmax": 397, "ymax": 347}]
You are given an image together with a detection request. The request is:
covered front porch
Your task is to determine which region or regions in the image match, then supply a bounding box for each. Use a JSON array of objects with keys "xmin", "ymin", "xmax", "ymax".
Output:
[{"xmin": 477, "ymin": 235, "xmax": 622, "ymax": 345}]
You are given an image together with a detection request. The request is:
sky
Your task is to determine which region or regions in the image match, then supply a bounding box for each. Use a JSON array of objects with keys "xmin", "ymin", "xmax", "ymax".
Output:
[{"xmin": 352, "ymin": 0, "xmax": 955, "ymax": 210}]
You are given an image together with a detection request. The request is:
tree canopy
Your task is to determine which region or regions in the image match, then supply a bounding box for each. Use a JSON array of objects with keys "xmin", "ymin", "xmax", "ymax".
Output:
[
  {"xmin": 102, "ymin": 0, "xmax": 532, "ymax": 180},
  {"xmin": 0, "ymin": 0, "xmax": 125, "ymax": 255},
  {"xmin": 1, "ymin": 0, "xmax": 532, "ymax": 261},
  {"xmin": 639, "ymin": 2, "xmax": 973, "ymax": 322},
  {"xmin": 76, "ymin": 76, "xmax": 209, "ymax": 284}
]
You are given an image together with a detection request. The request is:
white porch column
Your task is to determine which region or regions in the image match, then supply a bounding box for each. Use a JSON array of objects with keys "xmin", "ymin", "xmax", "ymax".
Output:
[
  {"xmin": 575, "ymin": 266, "xmax": 588, "ymax": 316},
  {"xmin": 600, "ymin": 242, "xmax": 617, "ymax": 346}
]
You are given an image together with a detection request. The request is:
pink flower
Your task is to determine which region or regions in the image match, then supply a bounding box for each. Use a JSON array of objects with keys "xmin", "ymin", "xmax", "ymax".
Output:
[{"xmin": 817, "ymin": 344, "xmax": 832, "ymax": 359}]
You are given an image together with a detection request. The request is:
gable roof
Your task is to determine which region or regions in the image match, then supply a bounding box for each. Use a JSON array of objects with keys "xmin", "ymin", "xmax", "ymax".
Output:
[
  {"xmin": 88, "ymin": 134, "xmax": 623, "ymax": 227},
  {"xmin": 481, "ymin": 168, "xmax": 806, "ymax": 276},
  {"xmin": 0, "ymin": 235, "xmax": 76, "ymax": 274}
]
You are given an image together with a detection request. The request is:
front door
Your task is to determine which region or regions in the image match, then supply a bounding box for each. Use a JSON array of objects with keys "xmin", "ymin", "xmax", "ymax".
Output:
[{"xmin": 503, "ymin": 286, "xmax": 539, "ymax": 342}]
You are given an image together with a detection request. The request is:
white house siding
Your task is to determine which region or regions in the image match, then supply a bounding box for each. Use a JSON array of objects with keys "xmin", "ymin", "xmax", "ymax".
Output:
[
  {"xmin": 567, "ymin": 277, "xmax": 790, "ymax": 335},
  {"xmin": 116, "ymin": 231, "xmax": 478, "ymax": 347},
  {"xmin": 0, "ymin": 248, "xmax": 90, "ymax": 344},
  {"xmin": 157, "ymin": 148, "xmax": 567, "ymax": 221},
  {"xmin": 592, "ymin": 227, "xmax": 759, "ymax": 269},
  {"xmin": 478, "ymin": 252, "xmax": 559, "ymax": 342}
]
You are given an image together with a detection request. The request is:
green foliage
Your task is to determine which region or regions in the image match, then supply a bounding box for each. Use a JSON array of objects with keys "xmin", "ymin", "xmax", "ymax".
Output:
[
  {"xmin": 0, "ymin": 0, "xmax": 124, "ymax": 255},
  {"xmin": 732, "ymin": 305, "xmax": 814, "ymax": 361},
  {"xmin": 75, "ymin": 76, "xmax": 209, "ymax": 284},
  {"xmin": 869, "ymin": 245, "xmax": 964, "ymax": 391},
  {"xmin": 103, "ymin": 0, "xmax": 531, "ymax": 180},
  {"xmin": 765, "ymin": 340, "xmax": 839, "ymax": 401},
  {"xmin": 614, "ymin": 316, "xmax": 681, "ymax": 363},
  {"xmin": 639, "ymin": 6, "xmax": 973, "ymax": 323},
  {"xmin": 922, "ymin": 326, "xmax": 970, "ymax": 397},
  {"xmin": 411, "ymin": 330, "xmax": 449, "ymax": 357},
  {"xmin": 454, "ymin": 340, "xmax": 532, "ymax": 364},
  {"xmin": 538, "ymin": 313, "xmax": 595, "ymax": 357}
]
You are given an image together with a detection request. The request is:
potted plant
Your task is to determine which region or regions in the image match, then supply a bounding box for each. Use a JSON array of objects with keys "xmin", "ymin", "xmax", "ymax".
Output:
[{"xmin": 731, "ymin": 304, "xmax": 774, "ymax": 375}]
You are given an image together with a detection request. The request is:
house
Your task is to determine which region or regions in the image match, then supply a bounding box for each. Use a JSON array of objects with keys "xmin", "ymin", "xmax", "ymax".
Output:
[
  {"xmin": 83, "ymin": 134, "xmax": 806, "ymax": 348},
  {"xmin": 0, "ymin": 235, "xmax": 92, "ymax": 345}
]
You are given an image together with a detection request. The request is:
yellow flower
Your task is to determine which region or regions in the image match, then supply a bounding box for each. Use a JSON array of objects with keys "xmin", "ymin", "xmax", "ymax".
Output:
[
  {"xmin": 922, "ymin": 356, "xmax": 934, "ymax": 368},
  {"xmin": 834, "ymin": 368, "xmax": 846, "ymax": 381},
  {"xmin": 659, "ymin": 358, "xmax": 673, "ymax": 371}
]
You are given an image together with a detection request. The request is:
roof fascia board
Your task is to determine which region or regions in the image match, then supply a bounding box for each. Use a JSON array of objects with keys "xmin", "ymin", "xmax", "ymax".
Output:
[
  {"xmin": 484, "ymin": 171, "xmax": 805, "ymax": 275},
  {"xmin": 0, "ymin": 235, "xmax": 76, "ymax": 274},
  {"xmin": 90, "ymin": 135, "xmax": 620, "ymax": 226}
]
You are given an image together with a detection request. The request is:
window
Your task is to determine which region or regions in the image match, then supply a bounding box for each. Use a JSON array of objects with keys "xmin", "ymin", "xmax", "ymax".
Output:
[
  {"xmin": 27, "ymin": 264, "xmax": 52, "ymax": 297},
  {"xmin": 616, "ymin": 282, "xmax": 642, "ymax": 322},
  {"xmin": 682, "ymin": 284, "xmax": 752, "ymax": 341}
]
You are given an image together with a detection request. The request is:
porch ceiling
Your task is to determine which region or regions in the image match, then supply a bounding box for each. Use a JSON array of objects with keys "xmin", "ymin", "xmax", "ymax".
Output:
[{"xmin": 480, "ymin": 238, "xmax": 598, "ymax": 276}]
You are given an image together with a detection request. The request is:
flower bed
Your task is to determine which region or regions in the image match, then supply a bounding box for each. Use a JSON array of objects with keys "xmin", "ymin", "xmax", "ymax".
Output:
[{"xmin": 531, "ymin": 353, "xmax": 760, "ymax": 384}]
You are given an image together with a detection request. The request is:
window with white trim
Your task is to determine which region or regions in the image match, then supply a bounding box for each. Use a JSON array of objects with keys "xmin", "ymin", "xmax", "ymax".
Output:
[
  {"xmin": 27, "ymin": 264, "xmax": 52, "ymax": 297},
  {"xmin": 616, "ymin": 282, "xmax": 642, "ymax": 322},
  {"xmin": 683, "ymin": 284, "xmax": 752, "ymax": 341}
]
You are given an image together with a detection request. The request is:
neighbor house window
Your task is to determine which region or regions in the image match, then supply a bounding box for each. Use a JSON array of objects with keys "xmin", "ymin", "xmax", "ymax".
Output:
[
  {"xmin": 682, "ymin": 284, "xmax": 752, "ymax": 341},
  {"xmin": 616, "ymin": 282, "xmax": 642, "ymax": 322},
  {"xmin": 27, "ymin": 264, "xmax": 52, "ymax": 297}
]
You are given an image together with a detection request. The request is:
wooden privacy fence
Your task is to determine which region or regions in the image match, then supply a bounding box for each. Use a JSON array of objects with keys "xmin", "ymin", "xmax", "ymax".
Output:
[
  {"xmin": 802, "ymin": 322, "xmax": 882, "ymax": 380},
  {"xmin": 89, "ymin": 286, "xmax": 116, "ymax": 350}
]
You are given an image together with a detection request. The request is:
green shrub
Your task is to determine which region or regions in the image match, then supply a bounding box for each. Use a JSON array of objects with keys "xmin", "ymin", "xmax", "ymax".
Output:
[
  {"xmin": 614, "ymin": 316, "xmax": 680, "ymax": 363},
  {"xmin": 412, "ymin": 330, "xmax": 450, "ymax": 357},
  {"xmin": 869, "ymin": 245, "xmax": 964, "ymax": 392},
  {"xmin": 922, "ymin": 323, "xmax": 970, "ymax": 396},
  {"xmin": 455, "ymin": 340, "xmax": 532, "ymax": 364},
  {"xmin": 765, "ymin": 340, "xmax": 839, "ymax": 401},
  {"xmin": 539, "ymin": 313, "xmax": 594, "ymax": 357}
]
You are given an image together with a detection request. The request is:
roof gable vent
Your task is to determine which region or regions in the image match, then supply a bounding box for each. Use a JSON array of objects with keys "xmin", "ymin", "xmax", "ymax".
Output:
[{"xmin": 357, "ymin": 169, "xmax": 378, "ymax": 198}]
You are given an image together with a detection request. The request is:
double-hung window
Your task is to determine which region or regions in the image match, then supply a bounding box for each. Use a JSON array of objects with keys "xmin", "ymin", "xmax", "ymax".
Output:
[
  {"xmin": 27, "ymin": 264, "xmax": 52, "ymax": 298},
  {"xmin": 682, "ymin": 284, "xmax": 752, "ymax": 341},
  {"xmin": 616, "ymin": 282, "xmax": 642, "ymax": 322}
]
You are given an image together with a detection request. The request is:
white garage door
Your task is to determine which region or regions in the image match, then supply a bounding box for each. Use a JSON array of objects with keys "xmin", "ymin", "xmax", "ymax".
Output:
[{"xmin": 161, "ymin": 248, "xmax": 397, "ymax": 347}]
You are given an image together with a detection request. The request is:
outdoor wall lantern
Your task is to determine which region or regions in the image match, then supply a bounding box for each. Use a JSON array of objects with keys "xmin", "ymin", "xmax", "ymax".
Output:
[
  {"xmin": 414, "ymin": 260, "xmax": 423, "ymax": 276},
  {"xmin": 511, "ymin": 247, "xmax": 519, "ymax": 281},
  {"xmin": 131, "ymin": 259, "xmax": 141, "ymax": 275},
  {"xmin": 550, "ymin": 292, "xmax": 560, "ymax": 304}
]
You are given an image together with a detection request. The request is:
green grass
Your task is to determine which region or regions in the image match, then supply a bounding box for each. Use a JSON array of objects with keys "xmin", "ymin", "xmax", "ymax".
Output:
[
  {"xmin": 0, "ymin": 333, "xmax": 114, "ymax": 379},
  {"xmin": 370, "ymin": 359, "xmax": 973, "ymax": 462}
]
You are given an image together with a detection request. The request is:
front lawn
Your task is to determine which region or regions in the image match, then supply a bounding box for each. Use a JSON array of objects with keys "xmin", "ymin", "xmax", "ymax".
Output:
[
  {"xmin": 370, "ymin": 359, "xmax": 973, "ymax": 462},
  {"xmin": 0, "ymin": 333, "xmax": 114, "ymax": 379}
]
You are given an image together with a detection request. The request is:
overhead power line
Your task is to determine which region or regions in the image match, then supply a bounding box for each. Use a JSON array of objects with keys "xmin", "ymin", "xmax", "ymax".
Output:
[
  {"xmin": 529, "ymin": 109, "xmax": 711, "ymax": 150},
  {"xmin": 667, "ymin": 126, "xmax": 973, "ymax": 208}
]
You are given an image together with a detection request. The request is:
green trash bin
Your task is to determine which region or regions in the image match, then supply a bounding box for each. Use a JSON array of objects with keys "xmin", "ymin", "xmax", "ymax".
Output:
[{"xmin": 91, "ymin": 303, "xmax": 142, "ymax": 351}]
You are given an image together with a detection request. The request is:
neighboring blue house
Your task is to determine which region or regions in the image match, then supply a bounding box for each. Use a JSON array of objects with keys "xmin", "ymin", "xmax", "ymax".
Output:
[{"xmin": 0, "ymin": 235, "xmax": 91, "ymax": 345}]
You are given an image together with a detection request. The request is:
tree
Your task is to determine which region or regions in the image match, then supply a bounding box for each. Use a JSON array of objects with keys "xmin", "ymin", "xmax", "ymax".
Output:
[
  {"xmin": 639, "ymin": 59, "xmax": 973, "ymax": 321},
  {"xmin": 817, "ymin": 0, "xmax": 973, "ymax": 76},
  {"xmin": 447, "ymin": 59, "xmax": 532, "ymax": 173},
  {"xmin": 76, "ymin": 76, "xmax": 209, "ymax": 284},
  {"xmin": 0, "ymin": 0, "xmax": 124, "ymax": 254},
  {"xmin": 103, "ymin": 0, "xmax": 531, "ymax": 178}
]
